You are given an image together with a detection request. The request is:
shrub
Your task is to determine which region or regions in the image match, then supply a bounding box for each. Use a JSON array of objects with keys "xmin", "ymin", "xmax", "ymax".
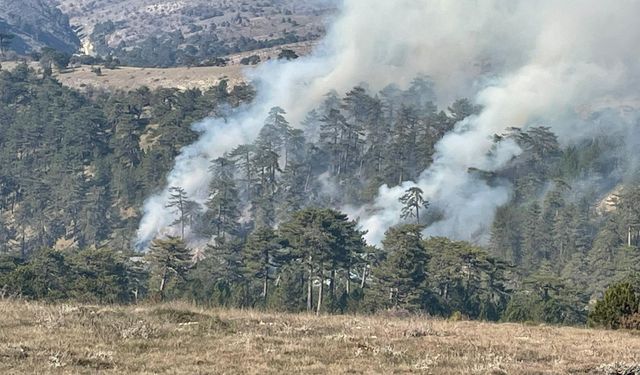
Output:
[
  {"xmin": 620, "ymin": 312, "xmax": 640, "ymax": 330},
  {"xmin": 278, "ymin": 49, "xmax": 298, "ymax": 60},
  {"xmin": 240, "ymin": 54, "xmax": 261, "ymax": 65},
  {"xmin": 589, "ymin": 282, "xmax": 639, "ymax": 329}
]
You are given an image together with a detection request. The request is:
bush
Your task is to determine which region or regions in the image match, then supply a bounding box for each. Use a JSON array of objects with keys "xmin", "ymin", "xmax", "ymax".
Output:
[
  {"xmin": 620, "ymin": 312, "xmax": 640, "ymax": 330},
  {"xmin": 240, "ymin": 54, "xmax": 261, "ymax": 65},
  {"xmin": 278, "ymin": 49, "xmax": 298, "ymax": 60},
  {"xmin": 200, "ymin": 57, "xmax": 228, "ymax": 67},
  {"xmin": 502, "ymin": 292, "xmax": 587, "ymax": 325},
  {"xmin": 589, "ymin": 283, "xmax": 639, "ymax": 329},
  {"xmin": 103, "ymin": 55, "xmax": 120, "ymax": 69}
]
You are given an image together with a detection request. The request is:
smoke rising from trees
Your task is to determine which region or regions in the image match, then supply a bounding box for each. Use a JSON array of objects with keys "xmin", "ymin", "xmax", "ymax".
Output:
[{"xmin": 138, "ymin": 0, "xmax": 640, "ymax": 247}]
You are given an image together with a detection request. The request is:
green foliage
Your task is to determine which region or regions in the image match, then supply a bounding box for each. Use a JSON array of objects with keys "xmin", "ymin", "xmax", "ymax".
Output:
[
  {"xmin": 0, "ymin": 67, "xmax": 251, "ymax": 257},
  {"xmin": 240, "ymin": 55, "xmax": 261, "ymax": 65},
  {"xmin": 375, "ymin": 224, "xmax": 429, "ymax": 311},
  {"xmin": 1, "ymin": 67, "xmax": 640, "ymax": 328},
  {"xmin": 68, "ymin": 248, "xmax": 135, "ymax": 303},
  {"xmin": 243, "ymin": 228, "xmax": 283, "ymax": 300},
  {"xmin": 503, "ymin": 263, "xmax": 588, "ymax": 325},
  {"xmin": 589, "ymin": 282, "xmax": 639, "ymax": 329},
  {"xmin": 0, "ymin": 32, "xmax": 15, "ymax": 54},
  {"xmin": 0, "ymin": 247, "xmax": 138, "ymax": 302},
  {"xmin": 278, "ymin": 49, "xmax": 299, "ymax": 60},
  {"xmin": 399, "ymin": 187, "xmax": 429, "ymax": 224},
  {"xmin": 280, "ymin": 208, "xmax": 366, "ymax": 314},
  {"xmin": 425, "ymin": 237, "xmax": 511, "ymax": 320},
  {"xmin": 146, "ymin": 237, "xmax": 193, "ymax": 300}
]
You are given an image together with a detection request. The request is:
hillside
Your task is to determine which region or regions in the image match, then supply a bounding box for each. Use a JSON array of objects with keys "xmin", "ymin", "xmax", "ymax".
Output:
[
  {"xmin": 0, "ymin": 0, "xmax": 79, "ymax": 55},
  {"xmin": 49, "ymin": 0, "xmax": 335, "ymax": 67},
  {"xmin": 2, "ymin": 61, "xmax": 249, "ymax": 91},
  {"xmin": 0, "ymin": 301, "xmax": 638, "ymax": 374},
  {"xmin": 1, "ymin": 63, "xmax": 640, "ymax": 327}
]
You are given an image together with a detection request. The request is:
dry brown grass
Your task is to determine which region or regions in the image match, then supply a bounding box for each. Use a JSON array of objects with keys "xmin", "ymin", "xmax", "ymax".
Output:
[
  {"xmin": 56, "ymin": 64, "xmax": 249, "ymax": 92},
  {"xmin": 1, "ymin": 61, "xmax": 248, "ymax": 92},
  {"xmin": 0, "ymin": 300, "xmax": 638, "ymax": 374},
  {"xmin": 0, "ymin": 41, "xmax": 317, "ymax": 93}
]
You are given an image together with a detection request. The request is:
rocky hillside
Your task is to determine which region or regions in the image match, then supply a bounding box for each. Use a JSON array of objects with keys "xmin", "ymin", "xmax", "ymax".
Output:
[
  {"xmin": 50, "ymin": 0, "xmax": 335, "ymax": 67},
  {"xmin": 0, "ymin": 0, "xmax": 79, "ymax": 55}
]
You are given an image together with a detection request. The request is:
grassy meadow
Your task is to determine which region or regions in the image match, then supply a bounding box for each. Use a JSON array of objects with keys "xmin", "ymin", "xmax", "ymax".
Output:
[{"xmin": 0, "ymin": 301, "xmax": 638, "ymax": 374}]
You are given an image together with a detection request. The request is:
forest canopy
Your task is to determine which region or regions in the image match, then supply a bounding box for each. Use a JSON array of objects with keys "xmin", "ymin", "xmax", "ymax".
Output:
[{"xmin": 1, "ymin": 64, "xmax": 640, "ymax": 325}]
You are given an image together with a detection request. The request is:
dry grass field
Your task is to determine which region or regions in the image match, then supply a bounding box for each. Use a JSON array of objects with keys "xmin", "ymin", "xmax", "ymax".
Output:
[
  {"xmin": 0, "ymin": 301, "xmax": 639, "ymax": 374},
  {"xmin": 1, "ymin": 40, "xmax": 318, "ymax": 92},
  {"xmin": 56, "ymin": 64, "xmax": 248, "ymax": 92},
  {"xmin": 1, "ymin": 61, "xmax": 248, "ymax": 91}
]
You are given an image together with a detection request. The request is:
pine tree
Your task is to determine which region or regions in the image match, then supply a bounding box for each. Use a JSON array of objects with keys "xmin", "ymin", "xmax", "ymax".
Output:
[
  {"xmin": 320, "ymin": 108, "xmax": 348, "ymax": 176},
  {"xmin": 204, "ymin": 157, "xmax": 240, "ymax": 238},
  {"xmin": 375, "ymin": 224, "xmax": 429, "ymax": 310},
  {"xmin": 228, "ymin": 144, "xmax": 257, "ymax": 201},
  {"xmin": 166, "ymin": 186, "xmax": 198, "ymax": 240},
  {"xmin": 280, "ymin": 208, "xmax": 365, "ymax": 314},
  {"xmin": 146, "ymin": 236, "xmax": 192, "ymax": 301},
  {"xmin": 589, "ymin": 282, "xmax": 639, "ymax": 329},
  {"xmin": 399, "ymin": 186, "xmax": 429, "ymax": 224},
  {"xmin": 386, "ymin": 106, "xmax": 418, "ymax": 185},
  {"xmin": 489, "ymin": 205, "xmax": 521, "ymax": 264},
  {"xmin": 243, "ymin": 228, "xmax": 283, "ymax": 304},
  {"xmin": 521, "ymin": 202, "xmax": 547, "ymax": 269}
]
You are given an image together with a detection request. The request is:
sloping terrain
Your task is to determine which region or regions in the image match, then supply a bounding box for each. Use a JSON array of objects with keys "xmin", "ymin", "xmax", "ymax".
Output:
[
  {"xmin": 1, "ymin": 39, "xmax": 322, "ymax": 92},
  {"xmin": 0, "ymin": 0, "xmax": 79, "ymax": 54},
  {"xmin": 49, "ymin": 0, "xmax": 335, "ymax": 66}
]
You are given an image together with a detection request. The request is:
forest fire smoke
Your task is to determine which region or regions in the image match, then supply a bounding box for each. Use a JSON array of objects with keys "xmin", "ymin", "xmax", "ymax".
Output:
[{"xmin": 137, "ymin": 0, "xmax": 640, "ymax": 247}]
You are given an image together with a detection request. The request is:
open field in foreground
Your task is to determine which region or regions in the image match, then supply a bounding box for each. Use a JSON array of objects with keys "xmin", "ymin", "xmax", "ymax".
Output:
[{"xmin": 0, "ymin": 301, "xmax": 639, "ymax": 374}]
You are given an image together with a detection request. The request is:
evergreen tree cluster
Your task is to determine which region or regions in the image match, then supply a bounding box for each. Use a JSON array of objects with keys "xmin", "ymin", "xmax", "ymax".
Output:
[
  {"xmin": 0, "ymin": 63, "xmax": 254, "ymax": 256},
  {"xmin": 0, "ymin": 214, "xmax": 512, "ymax": 320},
  {"xmin": 0, "ymin": 64, "xmax": 639, "ymax": 327}
]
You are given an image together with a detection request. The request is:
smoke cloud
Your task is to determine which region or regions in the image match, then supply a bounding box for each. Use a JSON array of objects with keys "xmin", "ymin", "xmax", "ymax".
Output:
[{"xmin": 138, "ymin": 0, "xmax": 640, "ymax": 248}]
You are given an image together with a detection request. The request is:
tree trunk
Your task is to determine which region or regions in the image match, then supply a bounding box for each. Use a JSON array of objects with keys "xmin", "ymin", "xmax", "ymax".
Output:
[
  {"xmin": 330, "ymin": 268, "xmax": 336, "ymax": 302},
  {"xmin": 262, "ymin": 266, "xmax": 269, "ymax": 304},
  {"xmin": 346, "ymin": 265, "xmax": 351, "ymax": 294},
  {"xmin": 262, "ymin": 249, "xmax": 270, "ymax": 303},
  {"xmin": 20, "ymin": 226, "xmax": 26, "ymax": 259},
  {"xmin": 159, "ymin": 269, "xmax": 168, "ymax": 302},
  {"xmin": 360, "ymin": 266, "xmax": 367, "ymax": 289},
  {"xmin": 307, "ymin": 259, "xmax": 313, "ymax": 312},
  {"xmin": 316, "ymin": 270, "xmax": 324, "ymax": 315},
  {"xmin": 284, "ymin": 147, "xmax": 289, "ymax": 171}
]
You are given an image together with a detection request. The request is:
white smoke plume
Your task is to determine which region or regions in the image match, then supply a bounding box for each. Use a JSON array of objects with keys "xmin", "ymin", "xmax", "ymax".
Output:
[
  {"xmin": 352, "ymin": 1, "xmax": 640, "ymax": 245},
  {"xmin": 138, "ymin": 0, "xmax": 640, "ymax": 248}
]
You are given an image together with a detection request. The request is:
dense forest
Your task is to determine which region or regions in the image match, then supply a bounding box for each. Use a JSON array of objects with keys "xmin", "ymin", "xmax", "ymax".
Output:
[{"xmin": 1, "ymin": 63, "xmax": 640, "ymax": 328}]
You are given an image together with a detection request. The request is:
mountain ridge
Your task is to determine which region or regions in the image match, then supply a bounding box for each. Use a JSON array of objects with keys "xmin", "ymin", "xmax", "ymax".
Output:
[{"xmin": 0, "ymin": 0, "xmax": 79, "ymax": 55}]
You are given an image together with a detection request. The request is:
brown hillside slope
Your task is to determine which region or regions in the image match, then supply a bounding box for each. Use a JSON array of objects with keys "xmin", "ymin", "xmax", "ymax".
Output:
[{"xmin": 49, "ymin": 0, "xmax": 333, "ymax": 61}]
